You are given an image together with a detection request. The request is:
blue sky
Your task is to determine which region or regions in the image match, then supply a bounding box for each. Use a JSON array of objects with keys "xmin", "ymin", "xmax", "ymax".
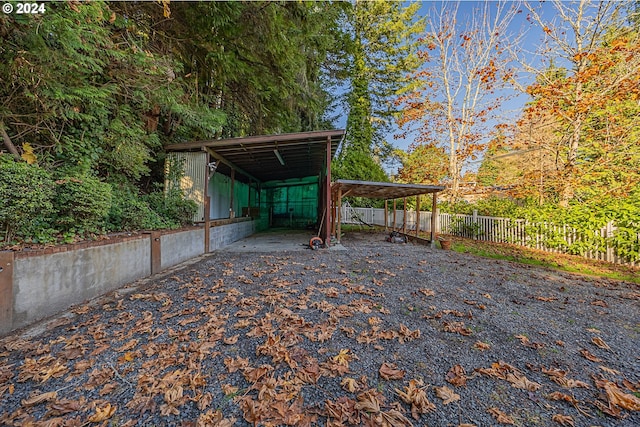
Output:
[{"xmin": 334, "ymin": 1, "xmax": 562, "ymax": 174}]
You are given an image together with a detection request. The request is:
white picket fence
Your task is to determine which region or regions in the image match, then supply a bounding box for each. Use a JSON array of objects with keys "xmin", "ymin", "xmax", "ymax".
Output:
[{"xmin": 341, "ymin": 206, "xmax": 638, "ymax": 266}]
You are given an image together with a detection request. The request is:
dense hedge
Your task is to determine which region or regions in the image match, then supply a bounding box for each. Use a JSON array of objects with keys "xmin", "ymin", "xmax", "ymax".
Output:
[
  {"xmin": 439, "ymin": 194, "xmax": 640, "ymax": 262},
  {"xmin": 0, "ymin": 158, "xmax": 197, "ymax": 246}
]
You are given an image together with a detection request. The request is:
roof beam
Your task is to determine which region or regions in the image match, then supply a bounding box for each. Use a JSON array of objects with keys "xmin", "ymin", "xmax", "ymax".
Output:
[
  {"xmin": 204, "ymin": 147, "xmax": 261, "ymax": 183},
  {"xmin": 165, "ymin": 129, "xmax": 345, "ymax": 151}
]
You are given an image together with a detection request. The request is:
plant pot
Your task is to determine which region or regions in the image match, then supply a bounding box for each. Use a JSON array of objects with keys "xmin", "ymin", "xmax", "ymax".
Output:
[{"xmin": 439, "ymin": 239, "xmax": 451, "ymax": 250}]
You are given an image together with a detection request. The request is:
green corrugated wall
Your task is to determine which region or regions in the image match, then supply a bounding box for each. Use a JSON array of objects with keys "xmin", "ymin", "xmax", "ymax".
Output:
[{"xmin": 261, "ymin": 176, "xmax": 319, "ymax": 228}]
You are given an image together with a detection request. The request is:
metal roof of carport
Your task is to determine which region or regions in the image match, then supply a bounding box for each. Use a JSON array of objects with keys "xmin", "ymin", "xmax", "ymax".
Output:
[
  {"xmin": 165, "ymin": 129, "xmax": 345, "ymax": 183},
  {"xmin": 330, "ymin": 179, "xmax": 446, "ymax": 248},
  {"xmin": 332, "ymin": 179, "xmax": 445, "ymax": 199}
]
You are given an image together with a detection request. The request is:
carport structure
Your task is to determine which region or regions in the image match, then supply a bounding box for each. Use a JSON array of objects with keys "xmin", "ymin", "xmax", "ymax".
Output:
[
  {"xmin": 330, "ymin": 179, "xmax": 446, "ymax": 247},
  {"xmin": 165, "ymin": 129, "xmax": 345, "ymax": 247}
]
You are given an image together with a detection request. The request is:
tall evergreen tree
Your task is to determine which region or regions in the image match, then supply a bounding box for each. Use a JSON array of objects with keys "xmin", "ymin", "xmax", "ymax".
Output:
[{"xmin": 335, "ymin": 0, "xmax": 423, "ymax": 182}]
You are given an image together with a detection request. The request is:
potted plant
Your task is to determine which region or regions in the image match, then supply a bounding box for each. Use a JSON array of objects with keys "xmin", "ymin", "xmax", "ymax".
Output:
[{"xmin": 438, "ymin": 236, "xmax": 452, "ymax": 250}]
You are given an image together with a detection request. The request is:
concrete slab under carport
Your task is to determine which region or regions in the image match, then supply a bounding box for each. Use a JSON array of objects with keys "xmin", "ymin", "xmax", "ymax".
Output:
[{"xmin": 221, "ymin": 228, "xmax": 318, "ymax": 252}]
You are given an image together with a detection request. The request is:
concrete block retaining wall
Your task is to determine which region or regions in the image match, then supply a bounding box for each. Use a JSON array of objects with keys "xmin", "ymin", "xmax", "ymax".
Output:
[
  {"xmin": 210, "ymin": 219, "xmax": 255, "ymax": 251},
  {"xmin": 0, "ymin": 219, "xmax": 256, "ymax": 335},
  {"xmin": 160, "ymin": 228, "xmax": 205, "ymax": 270}
]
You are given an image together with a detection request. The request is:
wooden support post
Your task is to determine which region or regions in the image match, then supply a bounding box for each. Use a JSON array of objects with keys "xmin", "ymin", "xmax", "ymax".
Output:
[
  {"xmin": 324, "ymin": 136, "xmax": 332, "ymax": 247},
  {"xmin": 0, "ymin": 251, "xmax": 14, "ymax": 334},
  {"xmin": 330, "ymin": 190, "xmax": 336, "ymax": 238},
  {"xmin": 337, "ymin": 186, "xmax": 342, "ymax": 243},
  {"xmin": 247, "ymin": 180, "xmax": 251, "ymax": 215},
  {"xmin": 229, "ymin": 169, "xmax": 235, "ymax": 219},
  {"xmin": 416, "ymin": 195, "xmax": 420, "ymax": 238},
  {"xmin": 204, "ymin": 152, "xmax": 211, "ymax": 253},
  {"xmin": 431, "ymin": 191, "xmax": 438, "ymax": 247},
  {"xmin": 384, "ymin": 200, "xmax": 388, "ymax": 231},
  {"xmin": 393, "ymin": 199, "xmax": 397, "ymax": 231},
  {"xmin": 403, "ymin": 198, "xmax": 407, "ymax": 235},
  {"xmin": 150, "ymin": 231, "xmax": 162, "ymax": 274}
]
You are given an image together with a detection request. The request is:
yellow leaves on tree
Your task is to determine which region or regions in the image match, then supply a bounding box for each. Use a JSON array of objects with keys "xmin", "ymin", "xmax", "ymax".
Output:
[{"xmin": 20, "ymin": 143, "xmax": 37, "ymax": 164}]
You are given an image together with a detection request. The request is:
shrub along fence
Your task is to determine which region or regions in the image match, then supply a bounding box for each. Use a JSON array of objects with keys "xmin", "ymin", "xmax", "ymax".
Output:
[{"xmin": 342, "ymin": 206, "xmax": 638, "ymax": 266}]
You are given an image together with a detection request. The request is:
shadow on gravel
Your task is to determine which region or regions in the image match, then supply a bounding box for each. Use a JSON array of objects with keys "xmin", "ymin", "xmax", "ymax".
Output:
[{"xmin": 1, "ymin": 231, "xmax": 639, "ymax": 426}]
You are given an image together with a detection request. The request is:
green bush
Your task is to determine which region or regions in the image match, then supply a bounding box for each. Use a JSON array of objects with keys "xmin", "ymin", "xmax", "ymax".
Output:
[
  {"xmin": 53, "ymin": 175, "xmax": 112, "ymax": 234},
  {"xmin": 0, "ymin": 158, "xmax": 54, "ymax": 243},
  {"xmin": 107, "ymin": 186, "xmax": 195, "ymax": 231},
  {"xmin": 106, "ymin": 187, "xmax": 166, "ymax": 231},
  {"xmin": 144, "ymin": 189, "xmax": 197, "ymax": 227}
]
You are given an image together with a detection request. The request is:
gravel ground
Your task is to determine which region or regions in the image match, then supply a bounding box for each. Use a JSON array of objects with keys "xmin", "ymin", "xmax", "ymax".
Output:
[{"xmin": 1, "ymin": 231, "xmax": 639, "ymax": 427}]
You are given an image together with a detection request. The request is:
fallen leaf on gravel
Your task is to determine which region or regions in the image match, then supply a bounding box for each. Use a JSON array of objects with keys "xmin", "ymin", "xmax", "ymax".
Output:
[
  {"xmin": 397, "ymin": 324, "xmax": 420, "ymax": 343},
  {"xmin": 380, "ymin": 408, "xmax": 413, "ymax": 426},
  {"xmin": 88, "ymin": 403, "xmax": 116, "ymax": 422},
  {"xmin": 40, "ymin": 362, "xmax": 69, "ymax": 383},
  {"xmin": 596, "ymin": 378, "xmax": 640, "ymax": 411},
  {"xmin": 419, "ymin": 288, "xmax": 435, "ymax": 297},
  {"xmin": 443, "ymin": 321, "xmax": 472, "ymax": 336},
  {"xmin": 380, "ymin": 362, "xmax": 405, "ymax": 380},
  {"xmin": 458, "ymin": 424, "xmax": 477, "ymax": 427},
  {"xmin": 622, "ymin": 379, "xmax": 638, "ymax": 392},
  {"xmin": 46, "ymin": 397, "xmax": 86, "ymax": 416},
  {"xmin": 121, "ymin": 352, "xmax": 136, "ymax": 362},
  {"xmin": 580, "ymin": 349, "xmax": 602, "ymax": 362},
  {"xmin": 514, "ymin": 334, "xmax": 544, "ymax": 349},
  {"xmin": 21, "ymin": 391, "xmax": 57, "ymax": 406},
  {"xmin": 475, "ymin": 361, "xmax": 515, "ymax": 380},
  {"xmin": 341, "ymin": 377, "xmax": 358, "ymax": 393},
  {"xmin": 551, "ymin": 414, "xmax": 575, "ymax": 426},
  {"xmin": 333, "ymin": 349, "xmax": 353, "ymax": 366},
  {"xmin": 196, "ymin": 410, "xmax": 236, "ymax": 427},
  {"xmin": 224, "ymin": 356, "xmax": 249, "ymax": 373},
  {"xmin": 368, "ymin": 316, "xmax": 382, "ymax": 326},
  {"xmin": 542, "ymin": 367, "xmax": 590, "ymax": 389},
  {"xmin": 355, "ymin": 389, "xmax": 382, "ymax": 413},
  {"xmin": 590, "ymin": 299, "xmax": 608, "ymax": 307},
  {"xmin": 536, "ymin": 296, "xmax": 558, "ymax": 302},
  {"xmin": 115, "ymin": 339, "xmax": 138, "ymax": 352},
  {"xmin": 435, "ymin": 385, "xmax": 460, "ymax": 405},
  {"xmin": 487, "ymin": 407, "xmax": 515, "ymax": 424},
  {"xmin": 591, "ymin": 337, "xmax": 610, "ymax": 350},
  {"xmin": 395, "ymin": 379, "xmax": 435, "ymax": 419},
  {"xmin": 223, "ymin": 334, "xmax": 239, "ymax": 345},
  {"xmin": 99, "ymin": 382, "xmax": 118, "ymax": 396},
  {"xmin": 547, "ymin": 391, "xmax": 579, "ymax": 405},
  {"xmin": 197, "ymin": 392, "xmax": 213, "ymax": 410},
  {"xmin": 221, "ymin": 384, "xmax": 239, "ymax": 395},
  {"xmin": 599, "ymin": 365, "xmax": 621, "ymax": 376},
  {"xmin": 473, "ymin": 341, "xmax": 490, "ymax": 351},
  {"xmin": 446, "ymin": 364, "xmax": 467, "ymax": 387},
  {"xmin": 506, "ymin": 373, "xmax": 541, "ymax": 391},
  {"xmin": 243, "ymin": 364, "xmax": 272, "ymax": 383}
]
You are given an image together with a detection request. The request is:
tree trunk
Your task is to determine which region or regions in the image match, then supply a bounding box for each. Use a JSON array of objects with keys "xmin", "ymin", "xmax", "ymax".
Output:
[{"xmin": 0, "ymin": 121, "xmax": 21, "ymax": 160}]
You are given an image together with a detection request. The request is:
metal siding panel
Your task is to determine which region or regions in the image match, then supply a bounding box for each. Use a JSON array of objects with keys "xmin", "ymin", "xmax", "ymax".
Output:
[{"xmin": 166, "ymin": 152, "xmax": 206, "ymax": 222}]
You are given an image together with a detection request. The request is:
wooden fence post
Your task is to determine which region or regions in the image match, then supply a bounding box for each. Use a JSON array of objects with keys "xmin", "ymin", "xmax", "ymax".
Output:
[{"xmin": 0, "ymin": 251, "xmax": 14, "ymax": 334}]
